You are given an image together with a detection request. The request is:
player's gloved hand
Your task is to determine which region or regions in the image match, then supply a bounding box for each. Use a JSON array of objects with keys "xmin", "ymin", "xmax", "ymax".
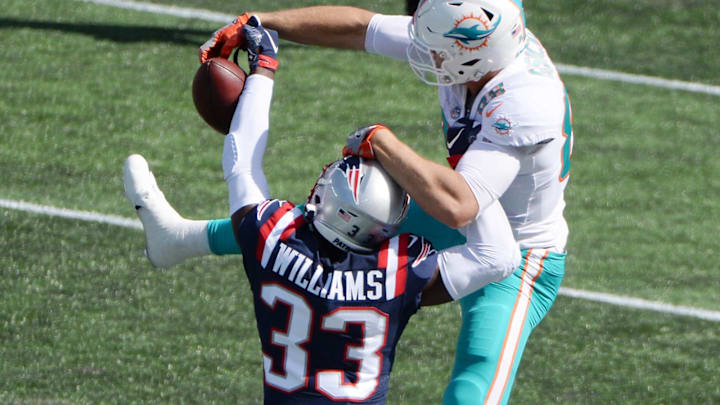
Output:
[
  {"xmin": 243, "ymin": 16, "xmax": 279, "ymax": 72},
  {"xmin": 199, "ymin": 13, "xmax": 251, "ymax": 63},
  {"xmin": 342, "ymin": 124, "xmax": 389, "ymax": 160}
]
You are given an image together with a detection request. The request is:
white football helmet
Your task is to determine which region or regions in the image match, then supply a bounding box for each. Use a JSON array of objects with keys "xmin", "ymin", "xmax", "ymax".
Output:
[
  {"xmin": 408, "ymin": 0, "xmax": 527, "ymax": 85},
  {"xmin": 305, "ymin": 156, "xmax": 410, "ymax": 253}
]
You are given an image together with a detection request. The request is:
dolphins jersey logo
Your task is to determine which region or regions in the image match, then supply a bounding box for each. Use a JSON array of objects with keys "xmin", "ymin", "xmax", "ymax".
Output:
[
  {"xmin": 444, "ymin": 13, "xmax": 501, "ymax": 50},
  {"xmin": 492, "ymin": 116, "xmax": 513, "ymax": 136}
]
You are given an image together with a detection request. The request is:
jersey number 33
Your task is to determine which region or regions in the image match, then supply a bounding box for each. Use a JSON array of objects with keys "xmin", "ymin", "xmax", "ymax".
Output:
[{"xmin": 261, "ymin": 283, "xmax": 389, "ymax": 401}]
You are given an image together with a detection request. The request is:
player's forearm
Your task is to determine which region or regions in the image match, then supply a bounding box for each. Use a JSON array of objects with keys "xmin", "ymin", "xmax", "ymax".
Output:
[
  {"xmin": 372, "ymin": 129, "xmax": 479, "ymax": 229},
  {"xmin": 253, "ymin": 6, "xmax": 376, "ymax": 50},
  {"xmin": 224, "ymin": 75, "xmax": 273, "ymax": 217}
]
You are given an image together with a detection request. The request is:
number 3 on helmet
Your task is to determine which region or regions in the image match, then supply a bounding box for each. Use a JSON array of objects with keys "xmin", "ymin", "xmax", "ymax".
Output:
[{"xmin": 408, "ymin": 0, "xmax": 527, "ymax": 85}]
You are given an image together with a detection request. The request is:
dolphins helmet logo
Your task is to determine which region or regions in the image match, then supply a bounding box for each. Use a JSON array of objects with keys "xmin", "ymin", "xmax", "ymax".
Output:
[{"xmin": 443, "ymin": 12, "xmax": 501, "ymax": 50}]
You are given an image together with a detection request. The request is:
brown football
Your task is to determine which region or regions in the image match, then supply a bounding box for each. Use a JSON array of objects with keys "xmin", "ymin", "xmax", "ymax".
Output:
[{"xmin": 192, "ymin": 58, "xmax": 247, "ymax": 135}]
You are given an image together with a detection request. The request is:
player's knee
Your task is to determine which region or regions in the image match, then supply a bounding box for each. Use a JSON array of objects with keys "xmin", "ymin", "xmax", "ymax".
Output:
[{"xmin": 443, "ymin": 377, "xmax": 487, "ymax": 405}]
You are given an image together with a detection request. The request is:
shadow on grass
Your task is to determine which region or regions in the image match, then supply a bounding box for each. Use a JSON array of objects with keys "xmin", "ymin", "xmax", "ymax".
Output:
[
  {"xmin": 0, "ymin": 17, "xmax": 211, "ymax": 45},
  {"xmin": 0, "ymin": 17, "xmax": 307, "ymax": 51}
]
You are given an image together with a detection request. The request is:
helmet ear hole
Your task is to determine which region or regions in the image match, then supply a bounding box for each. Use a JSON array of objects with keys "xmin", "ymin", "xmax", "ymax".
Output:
[{"xmin": 314, "ymin": 195, "xmax": 321, "ymax": 204}]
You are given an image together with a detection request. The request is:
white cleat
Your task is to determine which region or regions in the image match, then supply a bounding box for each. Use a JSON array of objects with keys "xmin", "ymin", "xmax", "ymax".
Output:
[{"xmin": 123, "ymin": 154, "xmax": 210, "ymax": 268}]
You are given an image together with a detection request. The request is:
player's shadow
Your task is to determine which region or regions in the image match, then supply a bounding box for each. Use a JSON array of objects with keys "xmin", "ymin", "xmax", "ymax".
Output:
[
  {"xmin": 0, "ymin": 17, "xmax": 209, "ymax": 45},
  {"xmin": 0, "ymin": 17, "xmax": 305, "ymax": 50}
]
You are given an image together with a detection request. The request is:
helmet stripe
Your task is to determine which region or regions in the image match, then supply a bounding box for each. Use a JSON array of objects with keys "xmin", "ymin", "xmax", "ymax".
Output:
[{"xmin": 349, "ymin": 167, "xmax": 361, "ymax": 204}]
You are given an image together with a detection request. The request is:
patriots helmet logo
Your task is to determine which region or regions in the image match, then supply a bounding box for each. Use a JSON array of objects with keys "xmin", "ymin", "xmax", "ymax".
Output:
[
  {"xmin": 338, "ymin": 156, "xmax": 363, "ymax": 204},
  {"xmin": 444, "ymin": 13, "xmax": 501, "ymax": 50}
]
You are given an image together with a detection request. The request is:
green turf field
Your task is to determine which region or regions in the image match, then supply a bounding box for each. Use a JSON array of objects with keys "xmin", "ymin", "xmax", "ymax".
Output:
[{"xmin": 1, "ymin": 0, "xmax": 719, "ymax": 403}]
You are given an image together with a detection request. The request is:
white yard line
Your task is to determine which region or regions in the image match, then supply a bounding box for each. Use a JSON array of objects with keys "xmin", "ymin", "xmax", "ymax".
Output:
[
  {"xmin": 559, "ymin": 288, "xmax": 720, "ymax": 322},
  {"xmin": 3, "ymin": 197, "xmax": 720, "ymax": 322},
  {"xmin": 79, "ymin": 0, "xmax": 720, "ymax": 97},
  {"xmin": 556, "ymin": 64, "xmax": 720, "ymax": 96},
  {"xmin": 79, "ymin": 0, "xmax": 233, "ymax": 23},
  {"xmin": 0, "ymin": 198, "xmax": 141, "ymax": 230}
]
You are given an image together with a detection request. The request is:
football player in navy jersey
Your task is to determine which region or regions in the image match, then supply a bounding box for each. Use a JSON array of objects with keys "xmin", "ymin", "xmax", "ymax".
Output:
[{"xmin": 125, "ymin": 18, "xmax": 518, "ymax": 404}]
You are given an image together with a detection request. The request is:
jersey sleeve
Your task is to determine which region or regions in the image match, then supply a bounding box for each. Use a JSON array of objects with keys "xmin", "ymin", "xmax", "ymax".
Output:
[
  {"xmin": 437, "ymin": 200, "xmax": 521, "ymax": 300},
  {"xmin": 479, "ymin": 80, "xmax": 566, "ymax": 147},
  {"xmin": 364, "ymin": 14, "xmax": 412, "ymax": 61},
  {"xmin": 234, "ymin": 199, "xmax": 308, "ymax": 289},
  {"xmin": 405, "ymin": 235, "xmax": 439, "ymax": 283},
  {"xmin": 455, "ymin": 141, "xmax": 522, "ymax": 210},
  {"xmin": 397, "ymin": 233, "xmax": 439, "ymax": 310},
  {"xmin": 233, "ymin": 199, "xmax": 293, "ymax": 256}
]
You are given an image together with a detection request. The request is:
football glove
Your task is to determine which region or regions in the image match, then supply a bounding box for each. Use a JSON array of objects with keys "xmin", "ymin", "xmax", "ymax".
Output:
[
  {"xmin": 199, "ymin": 13, "xmax": 251, "ymax": 63},
  {"xmin": 243, "ymin": 16, "xmax": 279, "ymax": 72},
  {"xmin": 342, "ymin": 124, "xmax": 389, "ymax": 160}
]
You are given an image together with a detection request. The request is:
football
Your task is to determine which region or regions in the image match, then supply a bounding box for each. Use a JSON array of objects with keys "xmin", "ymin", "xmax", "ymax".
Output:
[{"xmin": 192, "ymin": 58, "xmax": 247, "ymax": 135}]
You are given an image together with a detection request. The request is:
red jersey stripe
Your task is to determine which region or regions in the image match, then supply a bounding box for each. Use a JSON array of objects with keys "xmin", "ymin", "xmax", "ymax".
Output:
[
  {"xmin": 256, "ymin": 201, "xmax": 295, "ymax": 263},
  {"xmin": 378, "ymin": 239, "xmax": 389, "ymax": 269},
  {"xmin": 280, "ymin": 215, "xmax": 307, "ymax": 241},
  {"xmin": 394, "ymin": 234, "xmax": 408, "ymax": 297}
]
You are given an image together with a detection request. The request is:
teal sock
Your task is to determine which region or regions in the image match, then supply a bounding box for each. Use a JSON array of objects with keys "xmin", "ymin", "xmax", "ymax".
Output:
[{"xmin": 207, "ymin": 218, "xmax": 242, "ymax": 255}]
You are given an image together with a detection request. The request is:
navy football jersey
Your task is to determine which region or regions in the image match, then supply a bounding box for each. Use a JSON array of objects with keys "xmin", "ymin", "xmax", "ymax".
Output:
[{"xmin": 234, "ymin": 199, "xmax": 438, "ymax": 404}]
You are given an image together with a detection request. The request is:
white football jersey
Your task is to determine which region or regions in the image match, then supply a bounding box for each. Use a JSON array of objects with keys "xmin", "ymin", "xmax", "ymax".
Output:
[
  {"xmin": 439, "ymin": 31, "xmax": 571, "ymax": 251},
  {"xmin": 365, "ymin": 16, "xmax": 572, "ymax": 252}
]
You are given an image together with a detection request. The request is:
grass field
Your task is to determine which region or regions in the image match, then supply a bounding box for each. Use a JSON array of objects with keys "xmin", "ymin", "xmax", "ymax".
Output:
[{"xmin": 1, "ymin": 0, "xmax": 719, "ymax": 403}]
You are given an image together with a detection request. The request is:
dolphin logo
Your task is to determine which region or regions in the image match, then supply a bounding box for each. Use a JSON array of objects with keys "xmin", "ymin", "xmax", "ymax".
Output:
[
  {"xmin": 492, "ymin": 121, "xmax": 511, "ymax": 131},
  {"xmin": 443, "ymin": 16, "xmax": 501, "ymax": 45},
  {"xmin": 492, "ymin": 117, "xmax": 513, "ymax": 136}
]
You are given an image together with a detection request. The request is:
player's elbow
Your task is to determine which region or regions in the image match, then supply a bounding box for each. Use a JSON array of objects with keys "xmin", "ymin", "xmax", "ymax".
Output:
[
  {"xmin": 438, "ymin": 201, "xmax": 477, "ymax": 229},
  {"xmin": 440, "ymin": 245, "xmax": 521, "ymax": 300},
  {"xmin": 493, "ymin": 248, "xmax": 522, "ymax": 281},
  {"xmin": 477, "ymin": 245, "xmax": 522, "ymax": 283}
]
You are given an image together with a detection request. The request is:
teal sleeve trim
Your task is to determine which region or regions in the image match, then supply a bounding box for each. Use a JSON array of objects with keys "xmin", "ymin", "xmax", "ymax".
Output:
[{"xmin": 207, "ymin": 218, "xmax": 242, "ymax": 256}]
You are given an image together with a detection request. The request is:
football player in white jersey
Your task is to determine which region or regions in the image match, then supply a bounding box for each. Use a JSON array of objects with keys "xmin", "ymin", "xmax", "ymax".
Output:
[{"xmin": 171, "ymin": 1, "xmax": 572, "ymax": 404}]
